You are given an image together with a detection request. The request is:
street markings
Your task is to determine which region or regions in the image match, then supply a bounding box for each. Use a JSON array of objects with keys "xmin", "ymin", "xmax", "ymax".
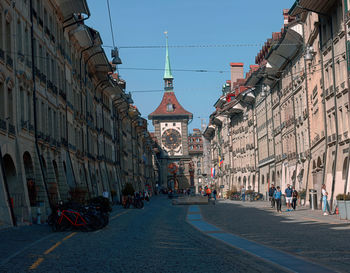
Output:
[
  {"xmin": 62, "ymin": 232, "xmax": 77, "ymax": 241},
  {"xmin": 28, "ymin": 257, "xmax": 44, "ymax": 270},
  {"xmin": 187, "ymin": 205, "xmax": 334, "ymax": 273},
  {"xmin": 28, "ymin": 232, "xmax": 77, "ymax": 270},
  {"xmin": 43, "ymin": 241, "xmax": 62, "ymax": 255},
  {"xmin": 0, "ymin": 233, "xmax": 55, "ymax": 267},
  {"xmin": 27, "ymin": 210, "xmax": 128, "ymax": 270},
  {"xmin": 110, "ymin": 211, "xmax": 128, "ymax": 220}
]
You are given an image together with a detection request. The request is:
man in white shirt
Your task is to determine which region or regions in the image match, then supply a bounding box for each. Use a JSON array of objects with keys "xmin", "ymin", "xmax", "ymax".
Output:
[{"xmin": 321, "ymin": 184, "xmax": 331, "ymax": 215}]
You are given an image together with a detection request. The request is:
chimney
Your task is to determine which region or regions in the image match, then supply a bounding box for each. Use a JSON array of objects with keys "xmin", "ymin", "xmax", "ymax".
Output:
[{"xmin": 230, "ymin": 63, "xmax": 244, "ymax": 90}]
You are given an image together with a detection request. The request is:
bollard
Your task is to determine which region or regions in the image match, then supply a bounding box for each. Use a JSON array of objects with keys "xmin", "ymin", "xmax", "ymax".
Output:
[{"xmin": 37, "ymin": 206, "xmax": 41, "ymax": 224}]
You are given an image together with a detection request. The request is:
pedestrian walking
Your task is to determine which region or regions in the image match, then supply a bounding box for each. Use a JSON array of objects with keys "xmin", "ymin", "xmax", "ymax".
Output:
[
  {"xmin": 269, "ymin": 184, "xmax": 276, "ymax": 208},
  {"xmin": 291, "ymin": 187, "xmax": 298, "ymax": 210},
  {"xmin": 213, "ymin": 189, "xmax": 217, "ymax": 201},
  {"xmin": 241, "ymin": 186, "xmax": 246, "ymax": 202},
  {"xmin": 206, "ymin": 187, "xmax": 212, "ymax": 201},
  {"xmin": 274, "ymin": 186, "xmax": 282, "ymax": 213},
  {"xmin": 321, "ymin": 184, "xmax": 331, "ymax": 215},
  {"xmin": 285, "ymin": 184, "xmax": 293, "ymax": 211}
]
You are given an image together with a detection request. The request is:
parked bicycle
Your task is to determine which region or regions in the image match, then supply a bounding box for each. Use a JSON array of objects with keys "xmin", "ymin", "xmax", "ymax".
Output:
[
  {"xmin": 48, "ymin": 197, "xmax": 111, "ymax": 232},
  {"xmin": 123, "ymin": 195, "xmax": 144, "ymax": 209}
]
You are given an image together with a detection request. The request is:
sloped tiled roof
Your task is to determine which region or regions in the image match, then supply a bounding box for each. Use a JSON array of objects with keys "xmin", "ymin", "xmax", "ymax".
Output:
[{"xmin": 148, "ymin": 91, "xmax": 192, "ymax": 119}]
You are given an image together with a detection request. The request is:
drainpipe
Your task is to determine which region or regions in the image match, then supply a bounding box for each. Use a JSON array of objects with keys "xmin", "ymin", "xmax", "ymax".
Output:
[
  {"xmin": 343, "ymin": 1, "xmax": 350, "ymax": 194},
  {"xmin": 264, "ymin": 85, "xmax": 270, "ymax": 199},
  {"xmin": 29, "ymin": 0, "xmax": 52, "ymax": 209},
  {"xmin": 0, "ymin": 146, "xmax": 16, "ymax": 226},
  {"xmin": 270, "ymin": 84, "xmax": 277, "ymax": 187},
  {"xmin": 329, "ymin": 18, "xmax": 340, "ymax": 209},
  {"xmin": 100, "ymin": 85, "xmax": 113, "ymax": 197},
  {"xmin": 302, "ymin": 20, "xmax": 313, "ymax": 201},
  {"xmin": 291, "ymin": 62, "xmax": 299, "ymax": 190},
  {"xmin": 79, "ymin": 44, "xmax": 95, "ymax": 199},
  {"xmin": 61, "ymin": 10, "xmax": 91, "ymax": 191},
  {"xmin": 317, "ymin": 42, "xmax": 329, "ymax": 205}
]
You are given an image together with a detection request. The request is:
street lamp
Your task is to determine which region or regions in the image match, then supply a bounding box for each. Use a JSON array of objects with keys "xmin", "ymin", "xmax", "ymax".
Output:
[
  {"xmin": 111, "ymin": 47, "xmax": 122, "ymax": 65},
  {"xmin": 261, "ymin": 84, "xmax": 268, "ymax": 97},
  {"xmin": 304, "ymin": 45, "xmax": 315, "ymax": 61}
]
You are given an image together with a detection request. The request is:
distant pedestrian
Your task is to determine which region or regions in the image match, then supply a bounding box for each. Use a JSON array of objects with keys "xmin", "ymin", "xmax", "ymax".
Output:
[
  {"xmin": 213, "ymin": 189, "xmax": 217, "ymax": 201},
  {"xmin": 269, "ymin": 184, "xmax": 276, "ymax": 208},
  {"xmin": 285, "ymin": 184, "xmax": 293, "ymax": 211},
  {"xmin": 291, "ymin": 187, "xmax": 298, "ymax": 210},
  {"xmin": 206, "ymin": 187, "xmax": 212, "ymax": 200},
  {"xmin": 274, "ymin": 186, "xmax": 282, "ymax": 213},
  {"xmin": 241, "ymin": 187, "xmax": 246, "ymax": 202},
  {"xmin": 321, "ymin": 184, "xmax": 331, "ymax": 215}
]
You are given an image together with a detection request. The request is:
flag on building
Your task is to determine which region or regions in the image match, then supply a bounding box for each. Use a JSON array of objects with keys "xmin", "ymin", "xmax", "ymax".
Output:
[
  {"xmin": 211, "ymin": 167, "xmax": 215, "ymax": 178},
  {"xmin": 219, "ymin": 156, "xmax": 224, "ymax": 168}
]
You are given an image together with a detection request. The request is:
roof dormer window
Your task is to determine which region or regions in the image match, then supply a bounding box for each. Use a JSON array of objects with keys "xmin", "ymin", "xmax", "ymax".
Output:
[{"xmin": 166, "ymin": 103, "xmax": 174, "ymax": 112}]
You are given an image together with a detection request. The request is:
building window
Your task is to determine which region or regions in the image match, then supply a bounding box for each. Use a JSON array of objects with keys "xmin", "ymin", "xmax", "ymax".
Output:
[
  {"xmin": 8, "ymin": 88, "xmax": 13, "ymax": 123},
  {"xmin": 5, "ymin": 19, "xmax": 11, "ymax": 52},
  {"xmin": 197, "ymin": 161, "xmax": 201, "ymax": 167},
  {"xmin": 0, "ymin": 10, "xmax": 3, "ymax": 50},
  {"xmin": 17, "ymin": 19, "xmax": 23, "ymax": 55},
  {"xmin": 197, "ymin": 169, "xmax": 201, "ymax": 175},
  {"xmin": 166, "ymin": 103, "xmax": 174, "ymax": 112}
]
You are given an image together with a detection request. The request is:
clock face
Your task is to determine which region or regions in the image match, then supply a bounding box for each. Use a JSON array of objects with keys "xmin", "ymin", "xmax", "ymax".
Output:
[{"xmin": 162, "ymin": 129, "xmax": 181, "ymax": 150}]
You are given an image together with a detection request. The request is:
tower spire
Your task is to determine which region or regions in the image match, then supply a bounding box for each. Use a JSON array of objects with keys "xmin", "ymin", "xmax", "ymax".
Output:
[{"xmin": 164, "ymin": 31, "xmax": 174, "ymax": 91}]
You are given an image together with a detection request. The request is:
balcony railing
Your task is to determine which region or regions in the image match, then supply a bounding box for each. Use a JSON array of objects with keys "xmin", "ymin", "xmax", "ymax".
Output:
[
  {"xmin": 0, "ymin": 49, "xmax": 4, "ymax": 61},
  {"xmin": 0, "ymin": 119, "xmax": 7, "ymax": 131},
  {"xmin": 6, "ymin": 54, "xmax": 13, "ymax": 68},
  {"xmin": 8, "ymin": 124, "xmax": 15, "ymax": 136}
]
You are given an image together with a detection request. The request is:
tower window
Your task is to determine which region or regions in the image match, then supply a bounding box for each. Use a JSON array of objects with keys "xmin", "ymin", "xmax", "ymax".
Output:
[{"xmin": 166, "ymin": 103, "xmax": 174, "ymax": 112}]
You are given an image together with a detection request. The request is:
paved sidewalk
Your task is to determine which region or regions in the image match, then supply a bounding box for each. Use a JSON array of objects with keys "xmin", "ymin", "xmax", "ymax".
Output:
[{"xmin": 220, "ymin": 199, "xmax": 350, "ymax": 227}]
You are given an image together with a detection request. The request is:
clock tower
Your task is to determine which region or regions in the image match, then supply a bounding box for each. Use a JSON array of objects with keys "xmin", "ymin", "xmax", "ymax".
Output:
[{"xmin": 148, "ymin": 33, "xmax": 193, "ymax": 190}]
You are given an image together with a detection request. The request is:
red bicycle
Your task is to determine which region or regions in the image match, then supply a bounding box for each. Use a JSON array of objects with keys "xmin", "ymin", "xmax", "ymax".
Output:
[{"xmin": 48, "ymin": 202, "xmax": 102, "ymax": 231}]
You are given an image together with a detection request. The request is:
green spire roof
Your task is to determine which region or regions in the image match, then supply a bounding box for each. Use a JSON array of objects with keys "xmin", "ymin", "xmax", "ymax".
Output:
[{"xmin": 164, "ymin": 34, "xmax": 174, "ymax": 79}]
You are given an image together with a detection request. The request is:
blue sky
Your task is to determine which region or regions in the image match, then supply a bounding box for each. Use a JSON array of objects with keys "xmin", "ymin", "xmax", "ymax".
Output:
[{"xmin": 86, "ymin": 0, "xmax": 295, "ymax": 132}]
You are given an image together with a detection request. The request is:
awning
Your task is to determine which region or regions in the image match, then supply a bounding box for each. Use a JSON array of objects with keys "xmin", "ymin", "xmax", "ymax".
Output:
[
  {"xmin": 266, "ymin": 25, "xmax": 303, "ymax": 74},
  {"xmin": 203, "ymin": 125, "xmax": 215, "ymax": 140},
  {"xmin": 227, "ymin": 102, "xmax": 244, "ymax": 115},
  {"xmin": 213, "ymin": 115, "xmax": 225, "ymax": 127},
  {"xmin": 56, "ymin": 0, "xmax": 90, "ymax": 21},
  {"xmin": 70, "ymin": 25, "xmax": 93, "ymax": 48},
  {"xmin": 289, "ymin": 0, "xmax": 336, "ymax": 17}
]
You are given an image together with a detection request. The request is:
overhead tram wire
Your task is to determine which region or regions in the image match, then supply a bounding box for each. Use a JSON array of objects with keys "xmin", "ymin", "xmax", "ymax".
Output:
[
  {"xmin": 102, "ymin": 43, "xmax": 303, "ymax": 49},
  {"xmin": 0, "ymin": 49, "xmax": 345, "ymax": 82}
]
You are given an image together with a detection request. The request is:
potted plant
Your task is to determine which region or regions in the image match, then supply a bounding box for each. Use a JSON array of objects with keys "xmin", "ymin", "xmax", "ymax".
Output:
[{"xmin": 336, "ymin": 194, "xmax": 347, "ymax": 220}]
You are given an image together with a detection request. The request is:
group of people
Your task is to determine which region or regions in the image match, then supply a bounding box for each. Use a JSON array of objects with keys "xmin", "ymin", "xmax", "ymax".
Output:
[
  {"xmin": 269, "ymin": 183, "xmax": 332, "ymax": 215},
  {"xmin": 268, "ymin": 184, "xmax": 298, "ymax": 213}
]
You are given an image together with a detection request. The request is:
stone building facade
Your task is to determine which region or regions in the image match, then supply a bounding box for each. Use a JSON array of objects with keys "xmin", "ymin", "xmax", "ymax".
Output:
[
  {"xmin": 0, "ymin": 0, "xmax": 157, "ymax": 227},
  {"xmin": 205, "ymin": 0, "xmax": 350, "ymax": 206}
]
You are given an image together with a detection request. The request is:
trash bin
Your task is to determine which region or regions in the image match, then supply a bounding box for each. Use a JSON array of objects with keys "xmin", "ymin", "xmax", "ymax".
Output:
[{"xmin": 309, "ymin": 189, "xmax": 317, "ymax": 210}]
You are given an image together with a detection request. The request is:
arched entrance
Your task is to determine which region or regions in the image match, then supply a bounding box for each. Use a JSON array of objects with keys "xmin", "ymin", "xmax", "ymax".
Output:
[
  {"xmin": 243, "ymin": 176, "xmax": 247, "ymax": 188},
  {"xmin": 42, "ymin": 156, "xmax": 58, "ymax": 204},
  {"xmin": 23, "ymin": 152, "xmax": 36, "ymax": 207},
  {"xmin": 3, "ymin": 154, "xmax": 27, "ymax": 222}
]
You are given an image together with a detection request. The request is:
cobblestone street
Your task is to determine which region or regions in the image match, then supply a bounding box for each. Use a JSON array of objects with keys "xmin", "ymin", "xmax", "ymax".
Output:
[
  {"xmin": 0, "ymin": 196, "xmax": 286, "ymax": 273},
  {"xmin": 201, "ymin": 200, "xmax": 350, "ymax": 272}
]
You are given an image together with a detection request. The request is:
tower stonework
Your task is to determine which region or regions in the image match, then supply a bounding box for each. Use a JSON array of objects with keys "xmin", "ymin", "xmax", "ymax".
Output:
[{"xmin": 148, "ymin": 34, "xmax": 193, "ymax": 190}]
